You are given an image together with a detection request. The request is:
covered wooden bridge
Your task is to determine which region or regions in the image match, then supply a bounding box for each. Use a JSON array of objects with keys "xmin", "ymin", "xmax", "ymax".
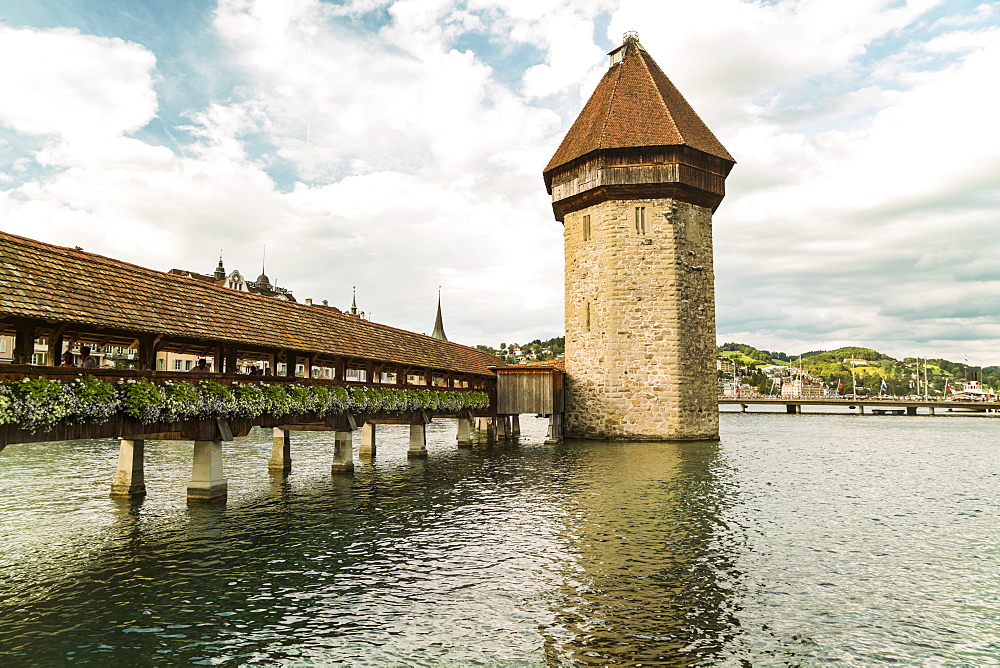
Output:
[{"xmin": 0, "ymin": 230, "xmax": 563, "ymax": 501}]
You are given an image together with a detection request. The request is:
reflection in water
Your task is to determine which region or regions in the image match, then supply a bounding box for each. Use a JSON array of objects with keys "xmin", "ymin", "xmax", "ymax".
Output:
[
  {"xmin": 2, "ymin": 415, "xmax": 999, "ymax": 664},
  {"xmin": 542, "ymin": 440, "xmax": 743, "ymax": 665}
]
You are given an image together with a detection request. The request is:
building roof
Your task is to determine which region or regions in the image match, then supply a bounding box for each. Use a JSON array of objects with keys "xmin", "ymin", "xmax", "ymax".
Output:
[
  {"xmin": 0, "ymin": 230, "xmax": 504, "ymax": 377},
  {"xmin": 544, "ymin": 36, "xmax": 733, "ymax": 174}
]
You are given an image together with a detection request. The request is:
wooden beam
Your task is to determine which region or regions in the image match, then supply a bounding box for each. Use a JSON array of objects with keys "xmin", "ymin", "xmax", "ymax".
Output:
[
  {"xmin": 46, "ymin": 323, "xmax": 69, "ymax": 367},
  {"xmin": 13, "ymin": 320, "xmax": 35, "ymax": 365},
  {"xmin": 223, "ymin": 345, "xmax": 238, "ymax": 374}
]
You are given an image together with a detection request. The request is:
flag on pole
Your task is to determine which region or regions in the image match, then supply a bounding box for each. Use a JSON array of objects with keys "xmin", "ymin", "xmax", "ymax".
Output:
[
  {"xmin": 880, "ymin": 378, "xmax": 888, "ymax": 395},
  {"xmin": 837, "ymin": 379, "xmax": 844, "ymax": 394},
  {"xmin": 945, "ymin": 379, "xmax": 952, "ymax": 395}
]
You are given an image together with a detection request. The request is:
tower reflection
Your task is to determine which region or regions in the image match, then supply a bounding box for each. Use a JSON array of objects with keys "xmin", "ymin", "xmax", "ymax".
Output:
[{"xmin": 542, "ymin": 439, "xmax": 744, "ymax": 665}]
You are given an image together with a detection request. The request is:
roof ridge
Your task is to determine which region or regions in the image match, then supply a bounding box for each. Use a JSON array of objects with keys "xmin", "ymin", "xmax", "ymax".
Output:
[{"xmin": 596, "ymin": 58, "xmax": 624, "ymax": 151}]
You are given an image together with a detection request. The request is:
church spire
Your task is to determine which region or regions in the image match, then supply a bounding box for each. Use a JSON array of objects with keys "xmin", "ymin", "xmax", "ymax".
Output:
[
  {"xmin": 351, "ymin": 286, "xmax": 358, "ymax": 315},
  {"xmin": 214, "ymin": 252, "xmax": 226, "ymax": 281},
  {"xmin": 431, "ymin": 287, "xmax": 447, "ymax": 341}
]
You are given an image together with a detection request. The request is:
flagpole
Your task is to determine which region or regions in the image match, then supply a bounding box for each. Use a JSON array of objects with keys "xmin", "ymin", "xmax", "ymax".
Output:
[{"xmin": 923, "ymin": 357, "xmax": 928, "ymax": 400}]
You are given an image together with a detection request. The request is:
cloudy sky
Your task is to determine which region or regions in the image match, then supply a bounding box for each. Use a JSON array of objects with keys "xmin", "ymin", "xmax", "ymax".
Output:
[{"xmin": 1, "ymin": 0, "xmax": 998, "ymax": 363}]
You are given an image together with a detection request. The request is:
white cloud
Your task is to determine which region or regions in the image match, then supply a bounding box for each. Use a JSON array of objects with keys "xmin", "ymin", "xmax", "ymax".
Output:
[{"xmin": 0, "ymin": 26, "xmax": 157, "ymax": 141}]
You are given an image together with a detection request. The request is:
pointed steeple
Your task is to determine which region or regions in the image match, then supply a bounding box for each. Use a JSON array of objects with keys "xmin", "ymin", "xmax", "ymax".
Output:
[
  {"xmin": 431, "ymin": 288, "xmax": 447, "ymax": 341},
  {"xmin": 351, "ymin": 286, "xmax": 358, "ymax": 316},
  {"xmin": 545, "ymin": 32, "xmax": 732, "ymax": 173},
  {"xmin": 543, "ymin": 32, "xmax": 735, "ymax": 219}
]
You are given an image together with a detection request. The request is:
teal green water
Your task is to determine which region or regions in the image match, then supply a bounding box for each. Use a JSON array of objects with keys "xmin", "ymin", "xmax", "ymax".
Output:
[{"xmin": 1, "ymin": 414, "xmax": 998, "ymax": 665}]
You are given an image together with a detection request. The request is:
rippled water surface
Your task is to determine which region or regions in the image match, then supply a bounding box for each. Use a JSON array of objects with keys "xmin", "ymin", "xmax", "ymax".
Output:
[{"xmin": 2, "ymin": 414, "xmax": 999, "ymax": 665}]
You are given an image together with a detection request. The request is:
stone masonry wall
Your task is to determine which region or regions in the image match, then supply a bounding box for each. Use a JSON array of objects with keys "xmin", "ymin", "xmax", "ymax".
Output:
[{"xmin": 563, "ymin": 198, "xmax": 719, "ymax": 440}]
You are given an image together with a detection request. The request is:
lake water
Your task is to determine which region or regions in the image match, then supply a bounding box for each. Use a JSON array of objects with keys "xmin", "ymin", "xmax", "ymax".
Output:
[{"xmin": 1, "ymin": 412, "xmax": 998, "ymax": 665}]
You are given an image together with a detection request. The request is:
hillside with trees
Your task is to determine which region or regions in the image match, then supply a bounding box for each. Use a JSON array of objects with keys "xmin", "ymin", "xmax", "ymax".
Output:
[
  {"xmin": 476, "ymin": 337, "xmax": 564, "ymax": 365},
  {"xmin": 479, "ymin": 337, "xmax": 997, "ymax": 395},
  {"xmin": 718, "ymin": 342, "xmax": 999, "ymax": 396}
]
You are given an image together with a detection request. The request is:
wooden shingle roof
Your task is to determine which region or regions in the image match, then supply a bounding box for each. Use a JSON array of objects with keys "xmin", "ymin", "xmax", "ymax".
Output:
[
  {"xmin": 0, "ymin": 230, "xmax": 504, "ymax": 376},
  {"xmin": 544, "ymin": 38, "xmax": 734, "ymax": 174}
]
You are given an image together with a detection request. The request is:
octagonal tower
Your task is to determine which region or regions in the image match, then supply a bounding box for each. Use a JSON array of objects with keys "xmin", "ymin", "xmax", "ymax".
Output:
[{"xmin": 543, "ymin": 33, "xmax": 735, "ymax": 440}]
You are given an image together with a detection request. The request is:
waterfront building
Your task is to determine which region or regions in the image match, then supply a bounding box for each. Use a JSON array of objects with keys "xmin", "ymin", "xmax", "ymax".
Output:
[
  {"xmin": 543, "ymin": 33, "xmax": 735, "ymax": 440},
  {"xmin": 780, "ymin": 377, "xmax": 826, "ymax": 398}
]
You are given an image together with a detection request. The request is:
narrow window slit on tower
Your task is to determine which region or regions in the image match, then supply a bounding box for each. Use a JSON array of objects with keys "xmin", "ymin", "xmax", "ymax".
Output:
[
  {"xmin": 585, "ymin": 301, "xmax": 591, "ymax": 331},
  {"xmin": 583, "ymin": 214, "xmax": 591, "ymax": 241},
  {"xmin": 635, "ymin": 206, "xmax": 646, "ymax": 235}
]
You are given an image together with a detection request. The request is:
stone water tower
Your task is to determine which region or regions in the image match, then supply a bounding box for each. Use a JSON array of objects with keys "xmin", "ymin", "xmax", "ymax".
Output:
[{"xmin": 543, "ymin": 32, "xmax": 735, "ymax": 440}]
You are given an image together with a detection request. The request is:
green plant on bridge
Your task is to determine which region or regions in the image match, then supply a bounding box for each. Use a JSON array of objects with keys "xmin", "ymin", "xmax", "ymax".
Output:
[
  {"xmin": 0, "ymin": 376, "xmax": 490, "ymax": 433},
  {"xmin": 118, "ymin": 378, "xmax": 165, "ymax": 423},
  {"xmin": 71, "ymin": 376, "xmax": 119, "ymax": 422}
]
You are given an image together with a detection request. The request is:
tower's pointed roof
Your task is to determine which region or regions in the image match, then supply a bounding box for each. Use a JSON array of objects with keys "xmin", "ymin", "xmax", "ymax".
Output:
[
  {"xmin": 431, "ymin": 290, "xmax": 447, "ymax": 341},
  {"xmin": 544, "ymin": 34, "xmax": 733, "ymax": 176}
]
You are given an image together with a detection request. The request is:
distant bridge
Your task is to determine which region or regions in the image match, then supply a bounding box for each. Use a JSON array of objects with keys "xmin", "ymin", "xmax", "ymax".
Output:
[{"xmin": 719, "ymin": 397, "xmax": 1000, "ymax": 415}]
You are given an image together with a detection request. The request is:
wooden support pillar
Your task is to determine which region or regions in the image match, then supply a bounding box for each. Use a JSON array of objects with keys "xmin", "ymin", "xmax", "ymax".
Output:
[
  {"xmin": 47, "ymin": 337, "xmax": 62, "ymax": 367},
  {"xmin": 46, "ymin": 324, "xmax": 68, "ymax": 367},
  {"xmin": 224, "ymin": 345, "xmax": 238, "ymax": 374},
  {"xmin": 511, "ymin": 414, "xmax": 521, "ymax": 437},
  {"xmin": 331, "ymin": 430, "xmax": 355, "ymax": 473},
  {"xmin": 136, "ymin": 333, "xmax": 162, "ymax": 371},
  {"xmin": 110, "ymin": 439, "xmax": 146, "ymax": 498},
  {"xmin": 269, "ymin": 428, "xmax": 291, "ymax": 471},
  {"xmin": 187, "ymin": 440, "xmax": 227, "ymax": 502},
  {"xmin": 494, "ymin": 416, "xmax": 508, "ymax": 440},
  {"xmin": 266, "ymin": 351, "xmax": 277, "ymax": 376},
  {"xmin": 456, "ymin": 418, "xmax": 472, "ymax": 448},
  {"xmin": 285, "ymin": 351, "xmax": 297, "ymax": 379},
  {"xmin": 544, "ymin": 413, "xmax": 563, "ymax": 444},
  {"xmin": 474, "ymin": 416, "xmax": 495, "ymax": 442},
  {"xmin": 408, "ymin": 423, "xmax": 428, "ymax": 458},
  {"xmin": 13, "ymin": 321, "xmax": 35, "ymax": 365},
  {"xmin": 359, "ymin": 422, "xmax": 376, "ymax": 458}
]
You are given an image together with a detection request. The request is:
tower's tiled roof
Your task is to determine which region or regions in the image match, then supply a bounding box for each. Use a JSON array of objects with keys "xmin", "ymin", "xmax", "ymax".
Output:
[
  {"xmin": 0, "ymin": 230, "xmax": 503, "ymax": 376},
  {"xmin": 544, "ymin": 38, "xmax": 733, "ymax": 173}
]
